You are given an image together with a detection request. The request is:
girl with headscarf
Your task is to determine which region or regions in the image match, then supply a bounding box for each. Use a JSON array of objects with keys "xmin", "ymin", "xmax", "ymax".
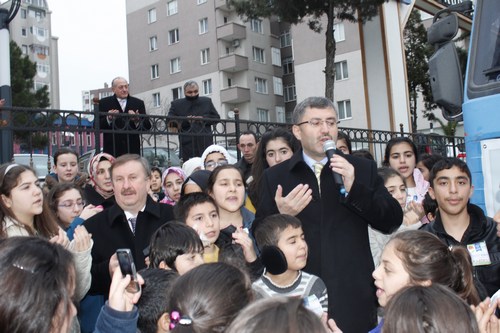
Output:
[
  {"xmin": 159, "ymin": 167, "xmax": 186, "ymax": 206},
  {"xmin": 84, "ymin": 152, "xmax": 116, "ymax": 209}
]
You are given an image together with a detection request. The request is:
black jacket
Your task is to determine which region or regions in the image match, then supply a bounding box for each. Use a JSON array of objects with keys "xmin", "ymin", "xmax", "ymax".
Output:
[
  {"xmin": 255, "ymin": 150, "xmax": 402, "ymax": 332},
  {"xmin": 420, "ymin": 204, "xmax": 500, "ymax": 297},
  {"xmin": 168, "ymin": 96, "xmax": 220, "ymax": 161},
  {"xmin": 99, "ymin": 94, "xmax": 151, "ymax": 157},
  {"xmin": 84, "ymin": 196, "xmax": 174, "ymax": 296}
]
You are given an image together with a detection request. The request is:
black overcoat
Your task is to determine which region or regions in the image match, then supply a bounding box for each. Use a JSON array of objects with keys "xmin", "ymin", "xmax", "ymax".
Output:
[{"xmin": 256, "ymin": 150, "xmax": 402, "ymax": 333}]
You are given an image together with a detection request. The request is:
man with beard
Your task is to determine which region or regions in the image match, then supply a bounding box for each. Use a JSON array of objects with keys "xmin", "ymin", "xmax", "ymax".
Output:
[{"xmin": 168, "ymin": 81, "xmax": 220, "ymax": 161}]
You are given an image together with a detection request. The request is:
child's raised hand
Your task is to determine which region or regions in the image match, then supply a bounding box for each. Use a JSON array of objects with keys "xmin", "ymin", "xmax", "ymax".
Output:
[
  {"xmin": 50, "ymin": 227, "xmax": 70, "ymax": 249},
  {"xmin": 108, "ymin": 266, "xmax": 144, "ymax": 312},
  {"xmin": 472, "ymin": 298, "xmax": 499, "ymax": 333},
  {"xmin": 70, "ymin": 225, "xmax": 92, "ymax": 252},
  {"xmin": 232, "ymin": 227, "xmax": 257, "ymax": 263},
  {"xmin": 79, "ymin": 204, "xmax": 103, "ymax": 220}
]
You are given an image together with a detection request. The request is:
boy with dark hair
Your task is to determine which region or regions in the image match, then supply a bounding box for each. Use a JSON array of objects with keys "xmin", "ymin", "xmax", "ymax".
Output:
[
  {"xmin": 253, "ymin": 214, "xmax": 328, "ymax": 316},
  {"xmin": 136, "ymin": 268, "xmax": 178, "ymax": 333},
  {"xmin": 148, "ymin": 221, "xmax": 204, "ymax": 275},
  {"xmin": 421, "ymin": 157, "xmax": 500, "ymax": 297},
  {"xmin": 44, "ymin": 147, "xmax": 88, "ymax": 193}
]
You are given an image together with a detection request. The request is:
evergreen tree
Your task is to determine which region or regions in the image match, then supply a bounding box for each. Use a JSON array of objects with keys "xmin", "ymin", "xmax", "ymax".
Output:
[
  {"xmin": 404, "ymin": 10, "xmax": 435, "ymax": 133},
  {"xmin": 229, "ymin": 0, "xmax": 386, "ymax": 101},
  {"xmin": 10, "ymin": 41, "xmax": 51, "ymax": 149}
]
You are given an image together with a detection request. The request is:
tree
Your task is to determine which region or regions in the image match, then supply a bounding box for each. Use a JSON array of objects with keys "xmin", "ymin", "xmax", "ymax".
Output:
[
  {"xmin": 10, "ymin": 41, "xmax": 51, "ymax": 150},
  {"xmin": 404, "ymin": 10, "xmax": 436, "ymax": 133},
  {"xmin": 228, "ymin": 0, "xmax": 386, "ymax": 101}
]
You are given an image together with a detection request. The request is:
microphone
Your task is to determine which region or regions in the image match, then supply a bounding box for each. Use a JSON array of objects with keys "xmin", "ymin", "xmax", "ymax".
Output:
[{"xmin": 323, "ymin": 140, "xmax": 347, "ymax": 196}]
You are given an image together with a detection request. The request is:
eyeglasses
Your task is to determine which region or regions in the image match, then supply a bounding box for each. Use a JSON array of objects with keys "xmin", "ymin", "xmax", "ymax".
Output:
[
  {"xmin": 58, "ymin": 200, "xmax": 85, "ymax": 209},
  {"xmin": 204, "ymin": 159, "xmax": 229, "ymax": 169},
  {"xmin": 296, "ymin": 118, "xmax": 339, "ymax": 128}
]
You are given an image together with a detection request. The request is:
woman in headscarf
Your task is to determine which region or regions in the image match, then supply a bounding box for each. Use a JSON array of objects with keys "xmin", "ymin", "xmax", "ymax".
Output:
[
  {"xmin": 159, "ymin": 167, "xmax": 187, "ymax": 206},
  {"xmin": 84, "ymin": 152, "xmax": 116, "ymax": 209}
]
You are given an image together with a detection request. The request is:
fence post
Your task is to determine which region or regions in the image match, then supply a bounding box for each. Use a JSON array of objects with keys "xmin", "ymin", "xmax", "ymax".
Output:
[
  {"xmin": 399, "ymin": 123, "xmax": 404, "ymax": 136},
  {"xmin": 234, "ymin": 108, "xmax": 241, "ymax": 161},
  {"xmin": 93, "ymin": 97, "xmax": 101, "ymax": 152}
]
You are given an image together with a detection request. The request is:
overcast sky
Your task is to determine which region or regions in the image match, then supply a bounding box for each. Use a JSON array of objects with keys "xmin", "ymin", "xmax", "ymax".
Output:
[{"xmin": 45, "ymin": 0, "xmax": 128, "ymax": 110}]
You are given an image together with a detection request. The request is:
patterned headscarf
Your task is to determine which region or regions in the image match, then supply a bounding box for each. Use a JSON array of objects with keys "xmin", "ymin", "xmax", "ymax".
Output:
[
  {"xmin": 88, "ymin": 152, "xmax": 116, "ymax": 199},
  {"xmin": 160, "ymin": 167, "xmax": 186, "ymax": 205}
]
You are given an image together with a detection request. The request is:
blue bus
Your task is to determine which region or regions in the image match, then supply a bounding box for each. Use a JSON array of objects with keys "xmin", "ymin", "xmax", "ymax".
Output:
[{"xmin": 428, "ymin": 0, "xmax": 500, "ymax": 216}]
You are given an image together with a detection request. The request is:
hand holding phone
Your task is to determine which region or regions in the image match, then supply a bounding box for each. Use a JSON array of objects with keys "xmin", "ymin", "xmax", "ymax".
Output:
[{"xmin": 116, "ymin": 248, "xmax": 141, "ymax": 293}]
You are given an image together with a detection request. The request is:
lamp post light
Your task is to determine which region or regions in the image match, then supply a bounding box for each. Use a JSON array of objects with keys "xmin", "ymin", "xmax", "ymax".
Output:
[{"xmin": 0, "ymin": 0, "xmax": 21, "ymax": 164}]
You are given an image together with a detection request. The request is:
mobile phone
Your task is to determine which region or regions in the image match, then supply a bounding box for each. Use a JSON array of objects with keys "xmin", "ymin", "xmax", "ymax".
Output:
[{"xmin": 116, "ymin": 248, "xmax": 141, "ymax": 293}]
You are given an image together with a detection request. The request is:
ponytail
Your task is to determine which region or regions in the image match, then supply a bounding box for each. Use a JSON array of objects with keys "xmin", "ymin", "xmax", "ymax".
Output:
[{"xmin": 449, "ymin": 246, "xmax": 481, "ymax": 305}]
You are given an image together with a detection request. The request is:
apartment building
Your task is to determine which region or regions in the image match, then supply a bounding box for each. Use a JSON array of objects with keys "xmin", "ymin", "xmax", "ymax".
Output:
[
  {"xmin": 126, "ymin": 0, "xmax": 285, "ymax": 123},
  {"xmin": 81, "ymin": 83, "xmax": 113, "ymax": 113},
  {"xmin": 2, "ymin": 0, "xmax": 60, "ymax": 108}
]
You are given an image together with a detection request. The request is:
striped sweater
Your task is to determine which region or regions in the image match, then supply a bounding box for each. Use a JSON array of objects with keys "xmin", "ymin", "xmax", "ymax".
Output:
[{"xmin": 252, "ymin": 270, "xmax": 328, "ymax": 312}]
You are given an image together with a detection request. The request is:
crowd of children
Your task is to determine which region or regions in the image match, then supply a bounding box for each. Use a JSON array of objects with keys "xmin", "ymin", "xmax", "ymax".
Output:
[{"xmin": 1, "ymin": 126, "xmax": 500, "ymax": 333}]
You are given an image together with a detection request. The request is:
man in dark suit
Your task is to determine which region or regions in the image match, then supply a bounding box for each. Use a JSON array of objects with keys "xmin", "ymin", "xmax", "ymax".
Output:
[
  {"xmin": 99, "ymin": 77, "xmax": 151, "ymax": 157},
  {"xmin": 84, "ymin": 154, "xmax": 174, "ymax": 298},
  {"xmin": 255, "ymin": 97, "xmax": 402, "ymax": 332},
  {"xmin": 168, "ymin": 80, "xmax": 220, "ymax": 161}
]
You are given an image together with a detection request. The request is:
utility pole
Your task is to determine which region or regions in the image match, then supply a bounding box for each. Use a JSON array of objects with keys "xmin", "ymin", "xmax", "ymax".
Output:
[{"xmin": 0, "ymin": 1, "xmax": 21, "ymax": 164}]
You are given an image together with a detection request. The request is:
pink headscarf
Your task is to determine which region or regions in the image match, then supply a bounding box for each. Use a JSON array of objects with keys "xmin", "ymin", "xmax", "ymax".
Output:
[
  {"xmin": 88, "ymin": 152, "xmax": 116, "ymax": 199},
  {"xmin": 159, "ymin": 167, "xmax": 186, "ymax": 205}
]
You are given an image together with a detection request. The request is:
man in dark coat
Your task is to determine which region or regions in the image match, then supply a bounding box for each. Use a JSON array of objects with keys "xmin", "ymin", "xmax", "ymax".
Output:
[
  {"xmin": 99, "ymin": 77, "xmax": 151, "ymax": 157},
  {"xmin": 84, "ymin": 154, "xmax": 174, "ymax": 297},
  {"xmin": 255, "ymin": 97, "xmax": 402, "ymax": 333},
  {"xmin": 168, "ymin": 80, "xmax": 220, "ymax": 161}
]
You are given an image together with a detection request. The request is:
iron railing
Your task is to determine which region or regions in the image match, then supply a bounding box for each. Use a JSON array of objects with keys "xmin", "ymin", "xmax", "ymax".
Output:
[{"xmin": 0, "ymin": 106, "xmax": 465, "ymax": 174}]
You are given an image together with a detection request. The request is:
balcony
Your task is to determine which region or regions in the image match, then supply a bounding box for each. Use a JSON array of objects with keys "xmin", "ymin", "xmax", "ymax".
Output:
[
  {"xmin": 220, "ymin": 86, "xmax": 251, "ymax": 103},
  {"xmin": 217, "ymin": 22, "xmax": 246, "ymax": 42},
  {"xmin": 215, "ymin": 0, "xmax": 230, "ymax": 10},
  {"xmin": 219, "ymin": 54, "xmax": 249, "ymax": 72}
]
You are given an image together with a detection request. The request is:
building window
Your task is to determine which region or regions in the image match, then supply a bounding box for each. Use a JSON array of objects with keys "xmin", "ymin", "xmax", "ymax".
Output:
[
  {"xmin": 255, "ymin": 77, "xmax": 268, "ymax": 94},
  {"xmin": 202, "ymin": 79, "xmax": 212, "ymax": 95},
  {"xmin": 20, "ymin": 8, "xmax": 27, "ymax": 18},
  {"xmin": 338, "ymin": 100, "xmax": 352, "ymax": 120},
  {"xmin": 34, "ymin": 81, "xmax": 49, "ymax": 92},
  {"xmin": 148, "ymin": 8, "xmax": 157, "ymax": 24},
  {"xmin": 199, "ymin": 18, "xmax": 208, "ymax": 34},
  {"xmin": 284, "ymin": 85, "xmax": 296, "ymax": 102},
  {"xmin": 276, "ymin": 106, "xmax": 286, "ymax": 123},
  {"xmin": 21, "ymin": 27, "xmax": 27, "ymax": 37},
  {"xmin": 252, "ymin": 47, "xmax": 265, "ymax": 63},
  {"xmin": 21, "ymin": 44, "xmax": 28, "ymax": 54},
  {"xmin": 201, "ymin": 48, "xmax": 210, "ymax": 65},
  {"xmin": 86, "ymin": 133, "xmax": 91, "ymax": 146},
  {"xmin": 30, "ymin": 26, "xmax": 47, "ymax": 38},
  {"xmin": 197, "ymin": 0, "xmax": 207, "ymax": 4},
  {"xmin": 257, "ymin": 108, "xmax": 269, "ymax": 122},
  {"xmin": 251, "ymin": 19, "xmax": 263, "ymax": 33},
  {"xmin": 151, "ymin": 64, "xmax": 159, "ymax": 79},
  {"xmin": 282, "ymin": 57, "xmax": 294, "ymax": 75},
  {"xmin": 170, "ymin": 57, "xmax": 181, "ymax": 74},
  {"xmin": 271, "ymin": 47, "xmax": 281, "ymax": 66},
  {"xmin": 335, "ymin": 60, "xmax": 348, "ymax": 80},
  {"xmin": 149, "ymin": 36, "xmax": 158, "ymax": 51},
  {"xmin": 168, "ymin": 28, "xmax": 179, "ymax": 44},
  {"xmin": 36, "ymin": 63, "xmax": 49, "ymax": 74},
  {"xmin": 273, "ymin": 77, "xmax": 283, "ymax": 96},
  {"xmin": 280, "ymin": 30, "xmax": 292, "ymax": 47},
  {"xmin": 167, "ymin": 0, "xmax": 178, "ymax": 16},
  {"xmin": 333, "ymin": 23, "xmax": 345, "ymax": 42},
  {"xmin": 172, "ymin": 87, "xmax": 182, "ymax": 100},
  {"xmin": 153, "ymin": 93, "xmax": 161, "ymax": 107}
]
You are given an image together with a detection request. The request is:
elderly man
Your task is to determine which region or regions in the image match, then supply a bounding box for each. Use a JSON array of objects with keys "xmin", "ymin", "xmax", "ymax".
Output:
[
  {"xmin": 99, "ymin": 77, "xmax": 151, "ymax": 157},
  {"xmin": 255, "ymin": 97, "xmax": 402, "ymax": 332},
  {"xmin": 85, "ymin": 154, "xmax": 174, "ymax": 297},
  {"xmin": 168, "ymin": 80, "xmax": 220, "ymax": 161}
]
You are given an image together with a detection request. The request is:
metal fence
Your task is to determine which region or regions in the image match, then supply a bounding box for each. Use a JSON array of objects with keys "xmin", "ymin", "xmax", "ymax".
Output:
[{"xmin": 0, "ymin": 106, "xmax": 465, "ymax": 173}]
